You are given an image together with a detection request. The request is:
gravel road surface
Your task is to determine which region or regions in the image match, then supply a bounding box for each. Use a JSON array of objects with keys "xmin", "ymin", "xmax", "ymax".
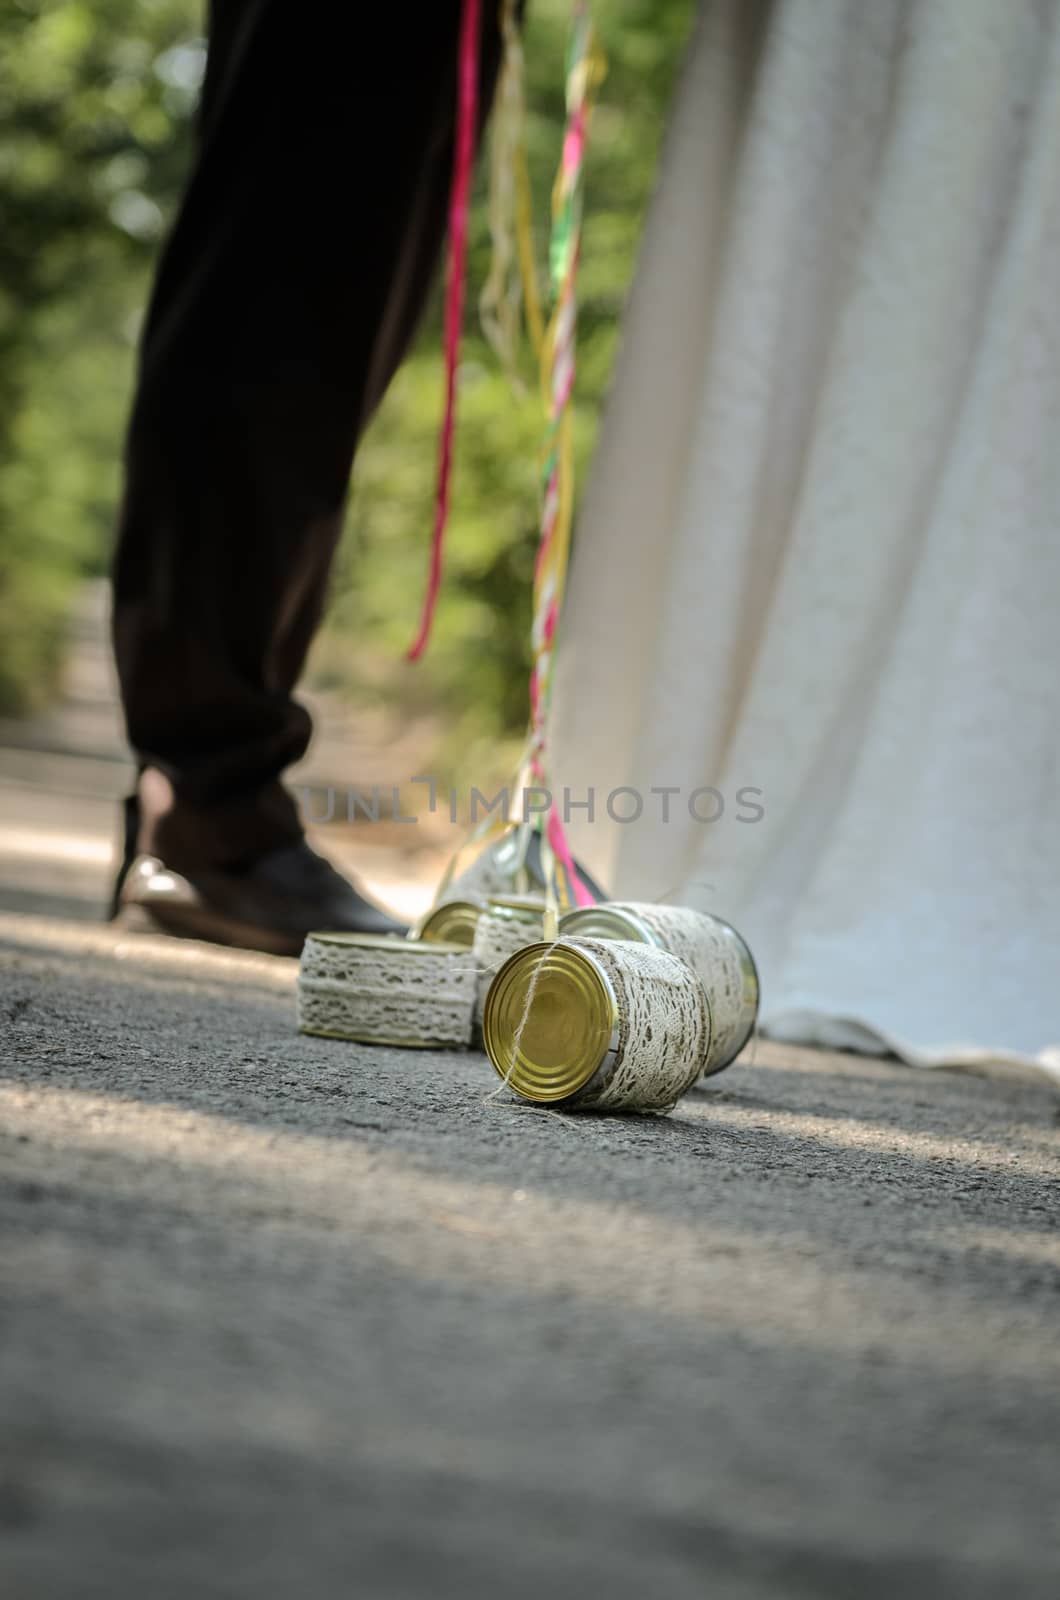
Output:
[{"xmin": 2, "ymin": 912, "xmax": 1058, "ymax": 1599}]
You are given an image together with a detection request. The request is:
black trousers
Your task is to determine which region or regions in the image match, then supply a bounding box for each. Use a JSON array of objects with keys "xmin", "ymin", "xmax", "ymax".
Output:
[{"xmin": 112, "ymin": 1, "xmax": 504, "ymax": 870}]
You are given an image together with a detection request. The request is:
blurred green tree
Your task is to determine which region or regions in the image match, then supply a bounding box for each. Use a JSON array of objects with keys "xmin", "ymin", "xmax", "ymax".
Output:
[
  {"xmin": 0, "ymin": 0, "xmax": 201, "ymax": 709},
  {"xmin": 0, "ymin": 0, "xmax": 693, "ymax": 765}
]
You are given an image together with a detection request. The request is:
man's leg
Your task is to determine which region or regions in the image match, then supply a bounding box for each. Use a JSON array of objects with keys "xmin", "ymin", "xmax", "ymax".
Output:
[{"xmin": 111, "ymin": 1, "xmax": 503, "ymax": 942}]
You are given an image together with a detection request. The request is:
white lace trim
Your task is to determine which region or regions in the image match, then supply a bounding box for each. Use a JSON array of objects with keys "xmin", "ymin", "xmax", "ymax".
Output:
[
  {"xmin": 471, "ymin": 908, "xmax": 545, "ymax": 1033},
  {"xmin": 297, "ymin": 936, "xmax": 476, "ymax": 1048},
  {"xmin": 565, "ymin": 937, "xmax": 710, "ymax": 1112},
  {"xmin": 609, "ymin": 904, "xmax": 758, "ymax": 1073},
  {"xmin": 446, "ymin": 847, "xmax": 522, "ymax": 902}
]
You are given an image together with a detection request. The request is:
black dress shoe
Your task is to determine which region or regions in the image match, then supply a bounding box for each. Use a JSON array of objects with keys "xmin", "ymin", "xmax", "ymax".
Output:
[{"xmin": 113, "ymin": 839, "xmax": 407, "ymax": 955}]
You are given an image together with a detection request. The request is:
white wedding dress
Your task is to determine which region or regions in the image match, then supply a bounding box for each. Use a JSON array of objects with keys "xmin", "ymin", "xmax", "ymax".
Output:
[{"xmin": 552, "ymin": 0, "xmax": 1060, "ymax": 1079}]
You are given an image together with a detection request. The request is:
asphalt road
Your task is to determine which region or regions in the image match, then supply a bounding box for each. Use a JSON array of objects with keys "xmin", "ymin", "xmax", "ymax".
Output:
[{"xmin": 1, "ymin": 910, "xmax": 1058, "ymax": 1599}]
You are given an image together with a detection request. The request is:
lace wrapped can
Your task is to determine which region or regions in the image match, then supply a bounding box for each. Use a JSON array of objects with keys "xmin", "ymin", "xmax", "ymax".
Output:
[
  {"xmin": 470, "ymin": 896, "xmax": 547, "ymax": 1035},
  {"xmin": 482, "ymin": 936, "xmax": 711, "ymax": 1112},
  {"xmin": 412, "ymin": 896, "xmax": 488, "ymax": 947},
  {"xmin": 558, "ymin": 903, "xmax": 758, "ymax": 1075},
  {"xmin": 298, "ymin": 932, "xmax": 476, "ymax": 1049}
]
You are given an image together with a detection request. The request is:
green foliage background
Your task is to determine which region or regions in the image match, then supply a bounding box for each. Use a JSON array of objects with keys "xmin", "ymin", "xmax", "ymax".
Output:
[{"xmin": 0, "ymin": 0, "xmax": 692, "ymax": 767}]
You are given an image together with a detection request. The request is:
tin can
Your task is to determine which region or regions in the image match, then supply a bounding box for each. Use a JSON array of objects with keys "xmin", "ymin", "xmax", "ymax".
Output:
[
  {"xmin": 446, "ymin": 828, "xmax": 538, "ymax": 902},
  {"xmin": 445, "ymin": 825, "xmax": 608, "ymax": 905},
  {"xmin": 470, "ymin": 896, "xmax": 547, "ymax": 1034},
  {"xmin": 558, "ymin": 902, "xmax": 758, "ymax": 1075},
  {"xmin": 298, "ymin": 932, "xmax": 475, "ymax": 1049},
  {"xmin": 482, "ymin": 936, "xmax": 711, "ymax": 1112},
  {"xmin": 412, "ymin": 896, "xmax": 488, "ymax": 947}
]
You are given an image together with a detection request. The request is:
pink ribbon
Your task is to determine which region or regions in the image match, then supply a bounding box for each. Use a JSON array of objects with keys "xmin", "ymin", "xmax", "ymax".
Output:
[
  {"xmin": 407, "ymin": 0, "xmax": 482, "ymax": 661},
  {"xmin": 548, "ymin": 807, "xmax": 595, "ymax": 907}
]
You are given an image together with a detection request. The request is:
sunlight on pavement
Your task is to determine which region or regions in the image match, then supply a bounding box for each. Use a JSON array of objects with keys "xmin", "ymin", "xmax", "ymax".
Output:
[{"xmin": 4, "ymin": 1076, "xmax": 1059, "ymax": 1384}]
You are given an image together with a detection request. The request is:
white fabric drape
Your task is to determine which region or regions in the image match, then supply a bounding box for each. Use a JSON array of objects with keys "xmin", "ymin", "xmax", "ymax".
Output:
[{"xmin": 552, "ymin": 0, "xmax": 1060, "ymax": 1079}]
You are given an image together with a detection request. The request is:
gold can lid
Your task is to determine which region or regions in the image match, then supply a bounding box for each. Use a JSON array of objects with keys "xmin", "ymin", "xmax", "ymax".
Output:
[
  {"xmin": 412, "ymin": 899, "xmax": 486, "ymax": 946},
  {"xmin": 482, "ymin": 941, "xmax": 619, "ymax": 1104},
  {"xmin": 558, "ymin": 905, "xmax": 658, "ymax": 945}
]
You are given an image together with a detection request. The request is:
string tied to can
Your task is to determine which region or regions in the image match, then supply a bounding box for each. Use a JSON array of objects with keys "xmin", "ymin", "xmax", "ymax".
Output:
[{"xmin": 408, "ymin": 0, "xmax": 604, "ymax": 918}]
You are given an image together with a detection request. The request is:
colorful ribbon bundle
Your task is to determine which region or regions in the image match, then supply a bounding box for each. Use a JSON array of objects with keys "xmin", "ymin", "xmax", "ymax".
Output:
[
  {"xmin": 410, "ymin": 0, "xmax": 603, "ymax": 917},
  {"xmin": 520, "ymin": 0, "xmax": 598, "ymax": 909}
]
